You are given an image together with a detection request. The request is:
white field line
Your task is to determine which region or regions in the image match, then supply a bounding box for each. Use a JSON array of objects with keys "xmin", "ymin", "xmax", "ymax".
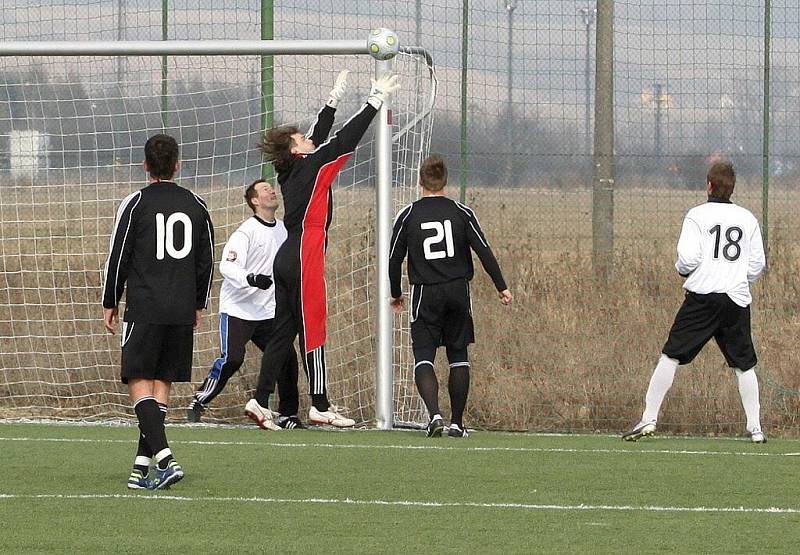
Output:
[
  {"xmin": 1, "ymin": 436, "xmax": 798, "ymax": 458},
  {"xmin": 0, "ymin": 493, "xmax": 798, "ymax": 514}
]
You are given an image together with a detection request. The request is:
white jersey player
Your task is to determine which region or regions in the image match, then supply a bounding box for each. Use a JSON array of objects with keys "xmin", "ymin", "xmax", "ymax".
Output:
[
  {"xmin": 623, "ymin": 160, "xmax": 767, "ymax": 443},
  {"xmin": 187, "ymin": 179, "xmax": 302, "ymax": 430}
]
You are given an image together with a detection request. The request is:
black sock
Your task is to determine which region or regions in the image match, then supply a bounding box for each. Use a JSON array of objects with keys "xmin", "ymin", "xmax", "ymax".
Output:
[
  {"xmin": 133, "ymin": 432, "xmax": 152, "ymax": 475},
  {"xmin": 156, "ymin": 402, "xmax": 174, "ymax": 469},
  {"xmin": 134, "ymin": 397, "xmax": 172, "ymax": 470},
  {"xmin": 414, "ymin": 363, "xmax": 440, "ymax": 419},
  {"xmin": 448, "ymin": 366, "xmax": 470, "ymax": 427},
  {"xmin": 311, "ymin": 394, "xmax": 329, "ymax": 412},
  {"xmin": 254, "ymin": 391, "xmax": 271, "ymax": 408}
]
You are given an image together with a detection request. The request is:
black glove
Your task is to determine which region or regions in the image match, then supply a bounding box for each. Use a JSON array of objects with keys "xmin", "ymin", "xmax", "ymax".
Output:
[{"xmin": 246, "ymin": 273, "xmax": 273, "ymax": 290}]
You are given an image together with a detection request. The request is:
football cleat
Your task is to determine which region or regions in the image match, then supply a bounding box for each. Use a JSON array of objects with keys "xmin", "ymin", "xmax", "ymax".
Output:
[
  {"xmin": 126, "ymin": 469, "xmax": 154, "ymax": 490},
  {"xmin": 751, "ymin": 430, "xmax": 767, "ymax": 444},
  {"xmin": 309, "ymin": 405, "xmax": 355, "ymax": 428},
  {"xmin": 276, "ymin": 415, "xmax": 307, "ymax": 430},
  {"xmin": 152, "ymin": 460, "xmax": 183, "ymax": 490},
  {"xmin": 426, "ymin": 416, "xmax": 444, "ymax": 438},
  {"xmin": 622, "ymin": 420, "xmax": 656, "ymax": 441},
  {"xmin": 244, "ymin": 398, "xmax": 280, "ymax": 431},
  {"xmin": 448, "ymin": 423, "xmax": 469, "ymax": 438},
  {"xmin": 186, "ymin": 400, "xmax": 205, "ymax": 423}
]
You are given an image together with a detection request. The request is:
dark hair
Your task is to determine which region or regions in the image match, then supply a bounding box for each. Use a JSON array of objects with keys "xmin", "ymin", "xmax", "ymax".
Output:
[
  {"xmin": 244, "ymin": 179, "xmax": 265, "ymax": 212},
  {"xmin": 260, "ymin": 126, "xmax": 300, "ymax": 174},
  {"xmin": 707, "ymin": 160, "xmax": 735, "ymax": 200},
  {"xmin": 144, "ymin": 134, "xmax": 179, "ymax": 180},
  {"xmin": 419, "ymin": 154, "xmax": 448, "ymax": 192}
]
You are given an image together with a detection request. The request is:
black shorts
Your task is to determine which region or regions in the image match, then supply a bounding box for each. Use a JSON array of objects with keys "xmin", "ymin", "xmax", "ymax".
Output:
[
  {"xmin": 410, "ymin": 279, "xmax": 474, "ymax": 350},
  {"xmin": 662, "ymin": 291, "xmax": 757, "ymax": 370},
  {"xmin": 120, "ymin": 321, "xmax": 194, "ymax": 384}
]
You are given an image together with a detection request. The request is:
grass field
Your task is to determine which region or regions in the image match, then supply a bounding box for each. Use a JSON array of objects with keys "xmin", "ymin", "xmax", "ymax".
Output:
[{"xmin": 2, "ymin": 422, "xmax": 800, "ymax": 553}]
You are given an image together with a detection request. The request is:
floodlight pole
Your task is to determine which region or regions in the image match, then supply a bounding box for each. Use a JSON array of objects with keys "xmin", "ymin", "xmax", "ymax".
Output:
[{"xmin": 375, "ymin": 57, "xmax": 394, "ymax": 431}]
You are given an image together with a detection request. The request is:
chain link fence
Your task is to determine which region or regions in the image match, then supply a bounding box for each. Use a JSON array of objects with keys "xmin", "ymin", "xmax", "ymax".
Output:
[{"xmin": 1, "ymin": 1, "xmax": 799, "ymax": 434}]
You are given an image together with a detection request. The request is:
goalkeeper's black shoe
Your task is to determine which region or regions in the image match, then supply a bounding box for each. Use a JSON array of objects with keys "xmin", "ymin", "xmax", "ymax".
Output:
[
  {"xmin": 186, "ymin": 400, "xmax": 205, "ymax": 423},
  {"xmin": 426, "ymin": 416, "xmax": 444, "ymax": 437},
  {"xmin": 622, "ymin": 420, "xmax": 656, "ymax": 441},
  {"xmin": 448, "ymin": 423, "xmax": 469, "ymax": 438},
  {"xmin": 276, "ymin": 415, "xmax": 307, "ymax": 429}
]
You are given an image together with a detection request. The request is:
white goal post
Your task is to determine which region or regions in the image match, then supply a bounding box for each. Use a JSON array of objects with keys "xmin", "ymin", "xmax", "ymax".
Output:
[{"xmin": 0, "ymin": 38, "xmax": 436, "ymax": 429}]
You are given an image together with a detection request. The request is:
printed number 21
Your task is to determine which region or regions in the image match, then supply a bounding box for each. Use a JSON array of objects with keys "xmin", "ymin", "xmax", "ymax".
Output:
[
  {"xmin": 156, "ymin": 212, "xmax": 193, "ymax": 260},
  {"xmin": 709, "ymin": 224, "xmax": 742, "ymax": 261},
  {"xmin": 422, "ymin": 220, "xmax": 455, "ymax": 260}
]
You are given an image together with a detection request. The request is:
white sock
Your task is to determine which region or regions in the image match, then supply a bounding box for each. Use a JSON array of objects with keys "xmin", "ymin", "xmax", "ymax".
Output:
[
  {"xmin": 641, "ymin": 354, "xmax": 679, "ymax": 423},
  {"xmin": 735, "ymin": 367, "xmax": 762, "ymax": 433}
]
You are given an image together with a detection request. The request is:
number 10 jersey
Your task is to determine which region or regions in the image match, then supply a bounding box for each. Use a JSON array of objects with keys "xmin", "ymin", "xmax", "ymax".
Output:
[{"xmin": 102, "ymin": 181, "xmax": 215, "ymax": 325}]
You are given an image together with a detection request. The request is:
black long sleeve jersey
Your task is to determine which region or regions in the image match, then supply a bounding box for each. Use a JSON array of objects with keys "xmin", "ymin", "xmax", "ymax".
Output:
[
  {"xmin": 278, "ymin": 103, "xmax": 378, "ymax": 235},
  {"xmin": 389, "ymin": 196, "xmax": 507, "ymax": 299},
  {"xmin": 102, "ymin": 181, "xmax": 215, "ymax": 325}
]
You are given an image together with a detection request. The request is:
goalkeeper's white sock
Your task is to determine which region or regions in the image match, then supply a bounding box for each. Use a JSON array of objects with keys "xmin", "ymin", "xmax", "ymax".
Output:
[
  {"xmin": 735, "ymin": 367, "xmax": 762, "ymax": 433},
  {"xmin": 641, "ymin": 354, "xmax": 679, "ymax": 424}
]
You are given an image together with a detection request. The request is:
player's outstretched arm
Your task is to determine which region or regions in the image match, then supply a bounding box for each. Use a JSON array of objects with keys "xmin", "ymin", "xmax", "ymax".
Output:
[
  {"xmin": 307, "ymin": 74, "xmax": 401, "ymax": 169},
  {"xmin": 306, "ymin": 71, "xmax": 348, "ymax": 147}
]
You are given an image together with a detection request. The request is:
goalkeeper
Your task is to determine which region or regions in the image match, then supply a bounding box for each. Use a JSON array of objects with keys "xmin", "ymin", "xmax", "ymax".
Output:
[
  {"xmin": 248, "ymin": 70, "xmax": 400, "ymax": 428},
  {"xmin": 187, "ymin": 179, "xmax": 302, "ymax": 430}
]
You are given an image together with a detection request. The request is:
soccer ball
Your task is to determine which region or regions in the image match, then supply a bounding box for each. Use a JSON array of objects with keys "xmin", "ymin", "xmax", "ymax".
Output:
[{"xmin": 367, "ymin": 28, "xmax": 399, "ymax": 61}]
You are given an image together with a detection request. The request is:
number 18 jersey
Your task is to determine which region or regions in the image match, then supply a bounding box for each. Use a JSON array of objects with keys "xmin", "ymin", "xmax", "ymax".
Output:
[
  {"xmin": 676, "ymin": 198, "xmax": 765, "ymax": 307},
  {"xmin": 388, "ymin": 196, "xmax": 507, "ymax": 299}
]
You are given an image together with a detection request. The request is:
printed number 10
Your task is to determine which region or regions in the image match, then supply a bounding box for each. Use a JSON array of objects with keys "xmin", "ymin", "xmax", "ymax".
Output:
[{"xmin": 156, "ymin": 212, "xmax": 193, "ymax": 260}]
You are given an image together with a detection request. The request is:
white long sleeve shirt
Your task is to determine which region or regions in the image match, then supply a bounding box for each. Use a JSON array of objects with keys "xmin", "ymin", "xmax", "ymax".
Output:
[
  {"xmin": 218, "ymin": 216, "xmax": 287, "ymax": 321},
  {"xmin": 675, "ymin": 198, "xmax": 765, "ymax": 307}
]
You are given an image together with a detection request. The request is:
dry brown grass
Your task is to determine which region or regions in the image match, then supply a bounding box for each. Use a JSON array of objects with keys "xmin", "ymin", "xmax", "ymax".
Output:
[{"xmin": 2, "ymin": 179, "xmax": 800, "ymax": 436}]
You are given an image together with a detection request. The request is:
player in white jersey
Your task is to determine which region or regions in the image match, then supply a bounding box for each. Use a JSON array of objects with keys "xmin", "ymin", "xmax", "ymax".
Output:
[
  {"xmin": 187, "ymin": 179, "xmax": 302, "ymax": 430},
  {"xmin": 623, "ymin": 161, "xmax": 767, "ymax": 443}
]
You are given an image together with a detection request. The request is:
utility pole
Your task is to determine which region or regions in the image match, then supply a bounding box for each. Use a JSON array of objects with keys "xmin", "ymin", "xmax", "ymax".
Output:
[
  {"xmin": 579, "ymin": 6, "xmax": 596, "ymax": 160},
  {"xmin": 654, "ymin": 82, "xmax": 664, "ymax": 160},
  {"xmin": 593, "ymin": 0, "xmax": 614, "ymax": 282},
  {"xmin": 504, "ymin": 0, "xmax": 517, "ymax": 186}
]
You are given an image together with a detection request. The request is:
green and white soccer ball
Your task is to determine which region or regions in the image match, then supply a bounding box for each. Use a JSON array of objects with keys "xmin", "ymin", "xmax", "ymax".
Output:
[{"xmin": 367, "ymin": 27, "xmax": 399, "ymax": 61}]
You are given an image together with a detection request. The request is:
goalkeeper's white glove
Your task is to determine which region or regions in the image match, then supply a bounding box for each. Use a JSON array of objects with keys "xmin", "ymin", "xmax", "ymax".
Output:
[
  {"xmin": 367, "ymin": 74, "xmax": 400, "ymax": 109},
  {"xmin": 326, "ymin": 69, "xmax": 349, "ymax": 108}
]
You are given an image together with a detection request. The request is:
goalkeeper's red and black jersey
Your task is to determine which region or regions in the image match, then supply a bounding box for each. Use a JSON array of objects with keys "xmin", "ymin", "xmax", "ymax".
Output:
[
  {"xmin": 102, "ymin": 181, "xmax": 215, "ymax": 325},
  {"xmin": 271, "ymin": 102, "xmax": 378, "ymax": 355},
  {"xmin": 277, "ymin": 103, "xmax": 378, "ymax": 236},
  {"xmin": 388, "ymin": 196, "xmax": 507, "ymax": 299}
]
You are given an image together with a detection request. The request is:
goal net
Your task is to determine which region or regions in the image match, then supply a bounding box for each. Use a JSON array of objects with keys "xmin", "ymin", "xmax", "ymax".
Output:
[{"xmin": 0, "ymin": 44, "xmax": 435, "ymax": 426}]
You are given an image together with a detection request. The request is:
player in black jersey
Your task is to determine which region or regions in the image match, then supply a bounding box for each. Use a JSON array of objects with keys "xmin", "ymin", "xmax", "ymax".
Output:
[
  {"xmin": 250, "ymin": 71, "xmax": 400, "ymax": 427},
  {"xmin": 389, "ymin": 155, "xmax": 512, "ymax": 437},
  {"xmin": 102, "ymin": 134, "xmax": 214, "ymax": 489}
]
